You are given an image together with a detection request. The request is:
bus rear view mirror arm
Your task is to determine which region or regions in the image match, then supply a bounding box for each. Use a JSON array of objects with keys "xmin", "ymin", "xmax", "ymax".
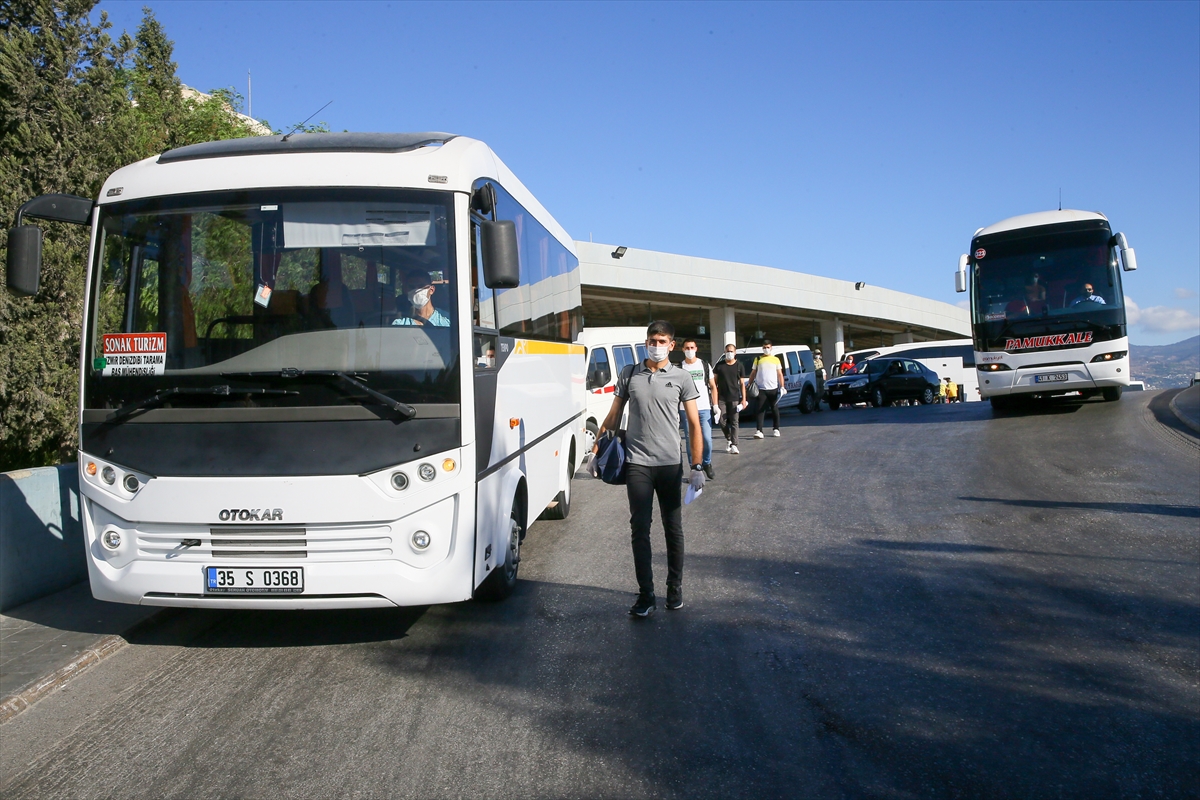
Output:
[
  {"xmin": 6, "ymin": 193, "xmax": 94, "ymax": 297},
  {"xmin": 1112, "ymin": 232, "xmax": 1137, "ymax": 271},
  {"xmin": 955, "ymin": 253, "xmax": 968, "ymax": 293},
  {"xmin": 481, "ymin": 219, "xmax": 520, "ymax": 289}
]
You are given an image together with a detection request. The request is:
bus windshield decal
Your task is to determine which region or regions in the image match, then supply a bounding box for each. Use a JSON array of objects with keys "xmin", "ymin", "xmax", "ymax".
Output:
[{"xmin": 1005, "ymin": 331, "xmax": 1093, "ymax": 351}]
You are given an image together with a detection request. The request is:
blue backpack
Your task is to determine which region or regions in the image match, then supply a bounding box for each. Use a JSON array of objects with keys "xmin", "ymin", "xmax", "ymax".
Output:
[{"xmin": 594, "ymin": 430, "xmax": 628, "ymax": 485}]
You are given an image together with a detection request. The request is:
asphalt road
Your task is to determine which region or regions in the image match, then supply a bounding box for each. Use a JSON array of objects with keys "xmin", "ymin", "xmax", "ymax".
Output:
[{"xmin": 3, "ymin": 392, "xmax": 1197, "ymax": 799}]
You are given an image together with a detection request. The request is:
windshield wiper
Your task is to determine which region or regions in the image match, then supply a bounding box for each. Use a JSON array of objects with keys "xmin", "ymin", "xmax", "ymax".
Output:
[
  {"xmin": 221, "ymin": 370, "xmax": 417, "ymax": 420},
  {"xmin": 106, "ymin": 385, "xmax": 298, "ymax": 424}
]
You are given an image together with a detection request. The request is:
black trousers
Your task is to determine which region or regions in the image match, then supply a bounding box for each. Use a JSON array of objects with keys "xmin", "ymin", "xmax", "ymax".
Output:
[
  {"xmin": 625, "ymin": 462, "xmax": 684, "ymax": 596},
  {"xmin": 756, "ymin": 388, "xmax": 781, "ymax": 431},
  {"xmin": 717, "ymin": 398, "xmax": 740, "ymax": 446}
]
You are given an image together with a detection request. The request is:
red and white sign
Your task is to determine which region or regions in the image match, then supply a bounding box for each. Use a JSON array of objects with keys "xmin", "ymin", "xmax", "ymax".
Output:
[
  {"xmin": 1004, "ymin": 331, "xmax": 1093, "ymax": 351},
  {"xmin": 102, "ymin": 333, "xmax": 166, "ymax": 376},
  {"xmin": 974, "ymin": 248, "xmax": 986, "ymax": 259}
]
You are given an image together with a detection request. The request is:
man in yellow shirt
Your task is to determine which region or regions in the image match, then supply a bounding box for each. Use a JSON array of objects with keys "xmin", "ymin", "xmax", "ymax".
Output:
[
  {"xmin": 748, "ymin": 341, "xmax": 785, "ymax": 438},
  {"xmin": 946, "ymin": 379, "xmax": 959, "ymax": 403}
]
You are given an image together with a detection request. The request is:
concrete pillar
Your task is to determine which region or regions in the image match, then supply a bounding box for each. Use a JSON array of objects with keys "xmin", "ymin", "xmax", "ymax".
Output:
[
  {"xmin": 893, "ymin": 332, "xmax": 914, "ymax": 344},
  {"xmin": 710, "ymin": 306, "xmax": 736, "ymax": 359},
  {"xmin": 819, "ymin": 318, "xmax": 844, "ymax": 364}
]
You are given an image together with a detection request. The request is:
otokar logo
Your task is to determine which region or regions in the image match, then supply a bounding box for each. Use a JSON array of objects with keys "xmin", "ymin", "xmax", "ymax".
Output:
[
  {"xmin": 1005, "ymin": 331, "xmax": 1093, "ymax": 351},
  {"xmin": 218, "ymin": 508, "xmax": 283, "ymax": 522}
]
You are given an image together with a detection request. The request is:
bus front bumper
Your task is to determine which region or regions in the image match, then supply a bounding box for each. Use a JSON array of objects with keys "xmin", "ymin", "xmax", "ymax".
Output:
[{"xmin": 979, "ymin": 358, "xmax": 1129, "ymax": 397}]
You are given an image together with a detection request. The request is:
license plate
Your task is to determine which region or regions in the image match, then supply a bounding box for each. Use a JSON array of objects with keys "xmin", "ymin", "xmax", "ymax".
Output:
[
  {"xmin": 832, "ymin": 390, "xmax": 843, "ymax": 395},
  {"xmin": 206, "ymin": 566, "xmax": 304, "ymax": 594},
  {"xmin": 1034, "ymin": 373, "xmax": 1069, "ymax": 383}
]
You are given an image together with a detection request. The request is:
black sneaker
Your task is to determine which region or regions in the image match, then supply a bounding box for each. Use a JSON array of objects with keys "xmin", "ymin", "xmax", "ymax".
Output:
[
  {"xmin": 629, "ymin": 593, "xmax": 656, "ymax": 617},
  {"xmin": 703, "ymin": 463, "xmax": 714, "ymax": 480},
  {"xmin": 666, "ymin": 585, "xmax": 683, "ymax": 610}
]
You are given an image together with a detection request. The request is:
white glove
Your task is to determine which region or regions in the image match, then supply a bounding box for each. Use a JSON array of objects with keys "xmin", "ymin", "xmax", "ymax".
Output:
[
  {"xmin": 779, "ymin": 385, "xmax": 787, "ymax": 397},
  {"xmin": 587, "ymin": 453, "xmax": 600, "ymax": 478},
  {"xmin": 712, "ymin": 407, "xmax": 721, "ymax": 424},
  {"xmin": 737, "ymin": 402, "xmax": 745, "ymax": 413},
  {"xmin": 688, "ymin": 467, "xmax": 706, "ymax": 492}
]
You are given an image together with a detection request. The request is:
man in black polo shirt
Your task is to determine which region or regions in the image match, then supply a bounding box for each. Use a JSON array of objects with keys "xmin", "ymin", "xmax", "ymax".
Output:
[
  {"xmin": 596, "ymin": 320, "xmax": 705, "ymax": 617},
  {"xmin": 713, "ymin": 342, "xmax": 748, "ymax": 454}
]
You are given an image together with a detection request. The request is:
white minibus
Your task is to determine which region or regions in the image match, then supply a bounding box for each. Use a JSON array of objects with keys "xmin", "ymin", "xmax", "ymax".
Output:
[{"xmin": 5, "ymin": 132, "xmax": 585, "ymax": 608}]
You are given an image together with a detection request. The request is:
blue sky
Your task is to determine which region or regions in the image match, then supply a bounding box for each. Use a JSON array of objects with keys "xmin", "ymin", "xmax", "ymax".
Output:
[{"xmin": 98, "ymin": 0, "xmax": 1199, "ymax": 346}]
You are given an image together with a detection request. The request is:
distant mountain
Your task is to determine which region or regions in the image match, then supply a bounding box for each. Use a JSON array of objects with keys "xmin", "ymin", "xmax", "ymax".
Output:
[{"xmin": 1130, "ymin": 336, "xmax": 1199, "ymax": 390}]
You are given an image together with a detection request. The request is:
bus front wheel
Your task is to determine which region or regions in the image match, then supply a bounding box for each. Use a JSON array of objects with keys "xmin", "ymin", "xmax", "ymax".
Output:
[
  {"xmin": 540, "ymin": 452, "xmax": 573, "ymax": 520},
  {"xmin": 1102, "ymin": 386, "xmax": 1123, "ymax": 402},
  {"xmin": 478, "ymin": 506, "xmax": 522, "ymax": 601}
]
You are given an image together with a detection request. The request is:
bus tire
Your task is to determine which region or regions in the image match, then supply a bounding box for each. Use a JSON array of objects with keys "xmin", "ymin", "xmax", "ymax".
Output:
[
  {"xmin": 799, "ymin": 387, "xmax": 816, "ymax": 414},
  {"xmin": 990, "ymin": 396, "xmax": 1014, "ymax": 412},
  {"xmin": 540, "ymin": 452, "xmax": 573, "ymax": 521},
  {"xmin": 582, "ymin": 420, "xmax": 599, "ymax": 458},
  {"xmin": 919, "ymin": 386, "xmax": 935, "ymax": 405},
  {"xmin": 478, "ymin": 505, "xmax": 522, "ymax": 601},
  {"xmin": 871, "ymin": 387, "xmax": 886, "ymax": 408},
  {"xmin": 1102, "ymin": 386, "xmax": 1122, "ymax": 402}
]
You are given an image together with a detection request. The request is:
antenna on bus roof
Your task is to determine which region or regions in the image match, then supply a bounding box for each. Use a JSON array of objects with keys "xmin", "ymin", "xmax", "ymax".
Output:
[
  {"xmin": 281, "ymin": 100, "xmax": 333, "ymax": 142},
  {"xmin": 1058, "ymin": 188, "xmax": 1062, "ymax": 211}
]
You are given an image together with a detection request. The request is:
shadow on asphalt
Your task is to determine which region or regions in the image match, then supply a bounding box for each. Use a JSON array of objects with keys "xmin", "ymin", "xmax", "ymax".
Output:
[
  {"xmin": 1148, "ymin": 388, "xmax": 1197, "ymax": 438},
  {"xmin": 337, "ymin": 548, "xmax": 1197, "ymax": 799},
  {"xmin": 958, "ymin": 495, "xmax": 1200, "ymax": 518}
]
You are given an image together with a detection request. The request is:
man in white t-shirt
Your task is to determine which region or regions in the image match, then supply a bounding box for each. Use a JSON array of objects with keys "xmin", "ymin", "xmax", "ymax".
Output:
[
  {"xmin": 748, "ymin": 340, "xmax": 786, "ymax": 438},
  {"xmin": 678, "ymin": 338, "xmax": 718, "ymax": 479}
]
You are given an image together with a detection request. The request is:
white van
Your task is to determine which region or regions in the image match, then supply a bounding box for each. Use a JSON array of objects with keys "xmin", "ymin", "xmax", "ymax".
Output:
[
  {"xmin": 736, "ymin": 344, "xmax": 822, "ymax": 414},
  {"xmin": 577, "ymin": 327, "xmax": 649, "ymax": 454}
]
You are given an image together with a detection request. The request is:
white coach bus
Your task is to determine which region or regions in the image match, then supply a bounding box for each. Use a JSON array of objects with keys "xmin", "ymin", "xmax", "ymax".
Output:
[
  {"xmin": 954, "ymin": 210, "xmax": 1138, "ymax": 410},
  {"xmin": 5, "ymin": 132, "xmax": 585, "ymax": 608}
]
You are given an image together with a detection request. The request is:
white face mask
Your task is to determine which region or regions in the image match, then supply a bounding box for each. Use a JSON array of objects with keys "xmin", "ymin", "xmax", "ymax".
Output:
[
  {"xmin": 725, "ymin": 351, "xmax": 736, "ymax": 362},
  {"xmin": 683, "ymin": 348, "xmax": 697, "ymax": 359},
  {"xmin": 408, "ymin": 288, "xmax": 431, "ymax": 308},
  {"xmin": 647, "ymin": 343, "xmax": 670, "ymax": 362},
  {"xmin": 763, "ymin": 348, "xmax": 772, "ymax": 355}
]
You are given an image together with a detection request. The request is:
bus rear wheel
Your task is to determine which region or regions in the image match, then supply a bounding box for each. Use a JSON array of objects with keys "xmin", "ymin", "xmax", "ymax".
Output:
[
  {"xmin": 1102, "ymin": 386, "xmax": 1123, "ymax": 402},
  {"xmin": 478, "ymin": 506, "xmax": 522, "ymax": 601},
  {"xmin": 540, "ymin": 452, "xmax": 573, "ymax": 520}
]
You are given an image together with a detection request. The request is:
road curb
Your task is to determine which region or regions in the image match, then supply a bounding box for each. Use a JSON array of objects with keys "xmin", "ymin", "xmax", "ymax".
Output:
[
  {"xmin": 1168, "ymin": 389, "xmax": 1200, "ymax": 434},
  {"xmin": 0, "ymin": 634, "xmax": 126, "ymax": 724}
]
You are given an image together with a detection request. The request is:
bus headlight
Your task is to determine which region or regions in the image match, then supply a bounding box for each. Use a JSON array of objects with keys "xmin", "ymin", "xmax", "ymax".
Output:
[
  {"xmin": 122, "ymin": 474, "xmax": 140, "ymax": 493},
  {"xmin": 978, "ymin": 363, "xmax": 1011, "ymax": 371},
  {"xmin": 101, "ymin": 466, "xmax": 116, "ymax": 485},
  {"xmin": 411, "ymin": 530, "xmax": 431, "ymax": 550},
  {"xmin": 418, "ymin": 463, "xmax": 436, "ymax": 482},
  {"xmin": 1091, "ymin": 351, "xmax": 1127, "ymax": 363},
  {"xmin": 101, "ymin": 529, "xmax": 122, "ymax": 550},
  {"xmin": 391, "ymin": 471, "xmax": 409, "ymax": 490}
]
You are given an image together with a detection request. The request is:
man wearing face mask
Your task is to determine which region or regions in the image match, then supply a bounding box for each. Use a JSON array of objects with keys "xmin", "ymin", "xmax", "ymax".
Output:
[
  {"xmin": 392, "ymin": 269, "xmax": 450, "ymax": 327},
  {"xmin": 748, "ymin": 340, "xmax": 785, "ymax": 438},
  {"xmin": 713, "ymin": 342, "xmax": 748, "ymax": 454},
  {"xmin": 678, "ymin": 338, "xmax": 718, "ymax": 480},
  {"xmin": 595, "ymin": 320, "xmax": 704, "ymax": 617}
]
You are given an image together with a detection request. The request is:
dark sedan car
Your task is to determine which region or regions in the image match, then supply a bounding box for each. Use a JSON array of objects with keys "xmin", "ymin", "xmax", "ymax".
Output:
[{"xmin": 824, "ymin": 356, "xmax": 942, "ymax": 409}]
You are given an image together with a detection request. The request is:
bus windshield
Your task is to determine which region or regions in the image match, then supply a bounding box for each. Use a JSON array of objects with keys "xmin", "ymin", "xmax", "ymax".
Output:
[
  {"xmin": 971, "ymin": 227, "xmax": 1126, "ymax": 351},
  {"xmin": 85, "ymin": 188, "xmax": 459, "ymax": 411}
]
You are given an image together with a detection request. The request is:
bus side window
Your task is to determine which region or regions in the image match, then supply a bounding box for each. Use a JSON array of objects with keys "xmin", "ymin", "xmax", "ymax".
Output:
[
  {"xmin": 587, "ymin": 347, "xmax": 612, "ymax": 389},
  {"xmin": 470, "ymin": 222, "xmax": 496, "ymax": 329},
  {"xmin": 474, "ymin": 333, "xmax": 498, "ymax": 370},
  {"xmin": 955, "ymin": 344, "xmax": 975, "ymax": 368}
]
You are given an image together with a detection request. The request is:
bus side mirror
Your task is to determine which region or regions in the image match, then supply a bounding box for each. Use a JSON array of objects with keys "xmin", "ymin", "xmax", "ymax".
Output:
[
  {"xmin": 6, "ymin": 225, "xmax": 44, "ymax": 297},
  {"xmin": 955, "ymin": 254, "xmax": 968, "ymax": 293},
  {"xmin": 481, "ymin": 219, "xmax": 520, "ymax": 289},
  {"xmin": 1113, "ymin": 233, "xmax": 1137, "ymax": 271}
]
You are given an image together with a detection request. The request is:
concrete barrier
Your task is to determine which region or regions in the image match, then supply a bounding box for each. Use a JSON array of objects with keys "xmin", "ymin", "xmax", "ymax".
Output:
[{"xmin": 0, "ymin": 464, "xmax": 87, "ymax": 611}]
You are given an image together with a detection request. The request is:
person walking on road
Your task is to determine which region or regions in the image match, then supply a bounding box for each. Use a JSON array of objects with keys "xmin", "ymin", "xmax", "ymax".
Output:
[
  {"xmin": 713, "ymin": 343, "xmax": 748, "ymax": 454},
  {"xmin": 749, "ymin": 340, "xmax": 785, "ymax": 438},
  {"xmin": 595, "ymin": 320, "xmax": 705, "ymax": 618},
  {"xmin": 678, "ymin": 338, "xmax": 718, "ymax": 479},
  {"xmin": 945, "ymin": 378, "xmax": 959, "ymax": 403},
  {"xmin": 812, "ymin": 348, "xmax": 825, "ymax": 412}
]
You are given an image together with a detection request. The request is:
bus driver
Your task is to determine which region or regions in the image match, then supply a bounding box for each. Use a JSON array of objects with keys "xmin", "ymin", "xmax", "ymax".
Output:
[{"xmin": 393, "ymin": 269, "xmax": 450, "ymax": 327}]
